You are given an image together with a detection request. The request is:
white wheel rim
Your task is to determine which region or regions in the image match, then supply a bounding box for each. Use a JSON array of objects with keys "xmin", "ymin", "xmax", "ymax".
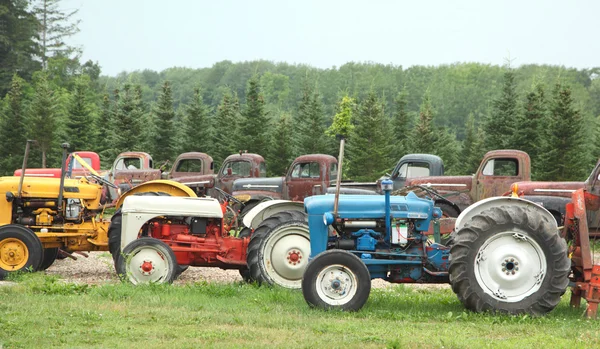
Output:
[
  {"xmin": 262, "ymin": 224, "xmax": 310, "ymax": 288},
  {"xmin": 315, "ymin": 264, "xmax": 358, "ymax": 306},
  {"xmin": 125, "ymin": 245, "xmax": 171, "ymax": 285},
  {"xmin": 474, "ymin": 231, "xmax": 546, "ymax": 302}
]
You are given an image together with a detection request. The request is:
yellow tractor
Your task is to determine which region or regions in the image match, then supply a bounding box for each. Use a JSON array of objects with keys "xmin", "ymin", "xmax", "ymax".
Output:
[{"xmin": 0, "ymin": 142, "xmax": 195, "ymax": 279}]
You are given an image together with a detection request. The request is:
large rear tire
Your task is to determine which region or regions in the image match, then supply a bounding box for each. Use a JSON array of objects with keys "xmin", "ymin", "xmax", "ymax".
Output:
[
  {"xmin": 0, "ymin": 225, "xmax": 43, "ymax": 280},
  {"xmin": 118, "ymin": 237, "xmax": 178, "ymax": 285},
  {"xmin": 247, "ymin": 210, "xmax": 308, "ymax": 288},
  {"xmin": 449, "ymin": 205, "xmax": 569, "ymax": 316},
  {"xmin": 302, "ymin": 250, "xmax": 371, "ymax": 311}
]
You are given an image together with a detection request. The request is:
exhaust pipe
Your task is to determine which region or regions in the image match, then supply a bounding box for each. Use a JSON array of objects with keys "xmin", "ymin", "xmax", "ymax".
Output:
[
  {"xmin": 17, "ymin": 140, "xmax": 36, "ymax": 200},
  {"xmin": 57, "ymin": 143, "xmax": 70, "ymax": 217},
  {"xmin": 333, "ymin": 137, "xmax": 345, "ymax": 217}
]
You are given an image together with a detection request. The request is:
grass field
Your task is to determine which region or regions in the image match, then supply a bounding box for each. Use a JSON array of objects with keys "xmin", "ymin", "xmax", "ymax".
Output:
[{"xmin": 0, "ymin": 273, "xmax": 598, "ymax": 349}]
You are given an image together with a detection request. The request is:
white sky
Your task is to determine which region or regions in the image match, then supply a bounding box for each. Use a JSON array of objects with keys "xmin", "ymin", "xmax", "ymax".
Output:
[{"xmin": 62, "ymin": 0, "xmax": 599, "ymax": 76}]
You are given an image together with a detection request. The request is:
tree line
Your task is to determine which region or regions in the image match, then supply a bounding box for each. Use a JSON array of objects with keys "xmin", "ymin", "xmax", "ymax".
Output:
[{"xmin": 1, "ymin": 0, "xmax": 599, "ymax": 182}]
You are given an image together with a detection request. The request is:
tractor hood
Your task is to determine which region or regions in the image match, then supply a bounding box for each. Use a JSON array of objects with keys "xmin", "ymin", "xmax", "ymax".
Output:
[
  {"xmin": 232, "ymin": 176, "xmax": 284, "ymax": 194},
  {"xmin": 305, "ymin": 191, "xmax": 438, "ymax": 232}
]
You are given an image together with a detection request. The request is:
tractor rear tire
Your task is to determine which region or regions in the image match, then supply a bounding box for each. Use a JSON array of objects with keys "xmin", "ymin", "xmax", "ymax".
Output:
[
  {"xmin": 247, "ymin": 210, "xmax": 308, "ymax": 288},
  {"xmin": 238, "ymin": 228, "xmax": 252, "ymax": 282},
  {"xmin": 118, "ymin": 237, "xmax": 178, "ymax": 285},
  {"xmin": 0, "ymin": 225, "xmax": 44, "ymax": 280},
  {"xmin": 302, "ymin": 250, "xmax": 371, "ymax": 311},
  {"xmin": 39, "ymin": 248, "xmax": 59, "ymax": 271},
  {"xmin": 449, "ymin": 205, "xmax": 569, "ymax": 316}
]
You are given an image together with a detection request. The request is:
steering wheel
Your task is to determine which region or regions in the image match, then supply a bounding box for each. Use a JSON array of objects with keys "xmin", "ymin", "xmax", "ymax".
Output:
[
  {"xmin": 88, "ymin": 173, "xmax": 118, "ymax": 189},
  {"xmin": 213, "ymin": 187, "xmax": 244, "ymax": 206}
]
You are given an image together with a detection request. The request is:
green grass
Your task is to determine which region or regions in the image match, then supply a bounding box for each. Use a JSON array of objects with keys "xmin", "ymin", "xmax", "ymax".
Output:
[{"xmin": 0, "ymin": 274, "xmax": 598, "ymax": 349}]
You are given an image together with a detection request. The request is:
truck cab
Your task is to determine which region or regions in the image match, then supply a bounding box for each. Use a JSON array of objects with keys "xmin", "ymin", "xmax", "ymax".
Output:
[
  {"xmin": 14, "ymin": 151, "xmax": 102, "ymax": 179},
  {"xmin": 232, "ymin": 154, "xmax": 337, "ymax": 203},
  {"xmin": 171, "ymin": 152, "xmax": 266, "ymax": 196},
  {"xmin": 405, "ymin": 150, "xmax": 531, "ymax": 212},
  {"xmin": 109, "ymin": 152, "xmax": 162, "ymax": 191}
]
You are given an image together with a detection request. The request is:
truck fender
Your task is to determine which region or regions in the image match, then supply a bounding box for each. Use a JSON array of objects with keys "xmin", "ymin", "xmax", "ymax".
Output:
[
  {"xmin": 242, "ymin": 200, "xmax": 304, "ymax": 229},
  {"xmin": 455, "ymin": 196, "xmax": 557, "ymax": 232},
  {"xmin": 521, "ymin": 195, "xmax": 570, "ymax": 224},
  {"xmin": 115, "ymin": 180, "xmax": 197, "ymax": 209}
]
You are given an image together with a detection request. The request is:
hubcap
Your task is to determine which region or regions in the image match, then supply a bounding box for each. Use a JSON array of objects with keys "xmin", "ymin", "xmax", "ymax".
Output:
[
  {"xmin": 474, "ymin": 231, "xmax": 546, "ymax": 302},
  {"xmin": 263, "ymin": 224, "xmax": 310, "ymax": 288},
  {"xmin": 125, "ymin": 246, "xmax": 170, "ymax": 284},
  {"xmin": 0, "ymin": 238, "xmax": 29, "ymax": 270},
  {"xmin": 315, "ymin": 264, "xmax": 358, "ymax": 306}
]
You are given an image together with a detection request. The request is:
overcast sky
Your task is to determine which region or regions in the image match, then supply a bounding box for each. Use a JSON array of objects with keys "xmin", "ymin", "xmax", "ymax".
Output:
[{"xmin": 62, "ymin": 0, "xmax": 599, "ymax": 76}]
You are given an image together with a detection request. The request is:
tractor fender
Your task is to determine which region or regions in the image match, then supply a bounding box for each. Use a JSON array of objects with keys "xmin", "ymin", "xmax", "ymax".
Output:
[
  {"xmin": 242, "ymin": 200, "xmax": 305, "ymax": 229},
  {"xmin": 115, "ymin": 180, "xmax": 197, "ymax": 209},
  {"xmin": 455, "ymin": 196, "xmax": 557, "ymax": 232}
]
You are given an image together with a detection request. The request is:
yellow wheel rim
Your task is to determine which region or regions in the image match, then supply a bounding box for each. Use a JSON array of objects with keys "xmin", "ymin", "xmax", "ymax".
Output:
[{"xmin": 0, "ymin": 238, "xmax": 29, "ymax": 270}]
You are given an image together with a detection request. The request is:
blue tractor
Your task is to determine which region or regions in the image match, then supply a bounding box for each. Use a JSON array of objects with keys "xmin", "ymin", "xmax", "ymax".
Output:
[{"xmin": 300, "ymin": 180, "xmax": 570, "ymax": 315}]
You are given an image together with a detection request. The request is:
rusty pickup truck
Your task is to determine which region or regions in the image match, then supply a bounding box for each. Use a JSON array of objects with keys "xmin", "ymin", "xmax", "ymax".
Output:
[
  {"xmin": 232, "ymin": 154, "xmax": 338, "ymax": 206},
  {"xmin": 510, "ymin": 159, "xmax": 600, "ymax": 225},
  {"xmin": 167, "ymin": 152, "xmax": 266, "ymax": 195},
  {"xmin": 405, "ymin": 150, "xmax": 531, "ymax": 216}
]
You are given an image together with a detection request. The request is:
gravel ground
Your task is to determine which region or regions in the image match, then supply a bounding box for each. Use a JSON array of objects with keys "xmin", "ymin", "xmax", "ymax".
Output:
[{"xmin": 42, "ymin": 252, "xmax": 448, "ymax": 290}]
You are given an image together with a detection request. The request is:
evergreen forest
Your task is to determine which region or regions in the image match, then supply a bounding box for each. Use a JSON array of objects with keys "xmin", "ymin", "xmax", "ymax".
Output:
[{"xmin": 2, "ymin": 0, "xmax": 600, "ymax": 182}]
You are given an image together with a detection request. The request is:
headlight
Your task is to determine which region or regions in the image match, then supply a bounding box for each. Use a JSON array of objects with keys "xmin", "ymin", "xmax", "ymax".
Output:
[{"xmin": 323, "ymin": 212, "xmax": 334, "ymax": 225}]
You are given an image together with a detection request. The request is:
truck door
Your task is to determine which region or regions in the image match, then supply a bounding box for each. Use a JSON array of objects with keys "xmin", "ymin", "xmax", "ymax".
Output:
[
  {"xmin": 475, "ymin": 157, "xmax": 520, "ymax": 199},
  {"xmin": 286, "ymin": 161, "xmax": 321, "ymax": 201}
]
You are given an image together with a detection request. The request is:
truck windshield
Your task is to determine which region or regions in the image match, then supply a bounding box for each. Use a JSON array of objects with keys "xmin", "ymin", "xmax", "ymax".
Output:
[
  {"xmin": 482, "ymin": 158, "xmax": 518, "ymax": 176},
  {"xmin": 396, "ymin": 162, "xmax": 430, "ymax": 178},
  {"xmin": 222, "ymin": 161, "xmax": 251, "ymax": 176},
  {"xmin": 259, "ymin": 162, "xmax": 267, "ymax": 177},
  {"xmin": 175, "ymin": 159, "xmax": 203, "ymax": 173},
  {"xmin": 291, "ymin": 162, "xmax": 320, "ymax": 178},
  {"xmin": 115, "ymin": 157, "xmax": 142, "ymax": 170}
]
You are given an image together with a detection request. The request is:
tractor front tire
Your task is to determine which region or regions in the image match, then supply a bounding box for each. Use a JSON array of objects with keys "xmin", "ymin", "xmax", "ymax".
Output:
[
  {"xmin": 302, "ymin": 250, "xmax": 371, "ymax": 311},
  {"xmin": 449, "ymin": 205, "xmax": 569, "ymax": 316},
  {"xmin": 0, "ymin": 225, "xmax": 43, "ymax": 280},
  {"xmin": 118, "ymin": 237, "xmax": 178, "ymax": 285},
  {"xmin": 247, "ymin": 210, "xmax": 309, "ymax": 288}
]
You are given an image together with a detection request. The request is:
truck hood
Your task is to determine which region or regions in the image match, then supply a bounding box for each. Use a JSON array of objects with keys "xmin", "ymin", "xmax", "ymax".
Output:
[
  {"xmin": 232, "ymin": 177, "xmax": 284, "ymax": 194},
  {"xmin": 512, "ymin": 180, "xmax": 585, "ymax": 198},
  {"xmin": 405, "ymin": 175, "xmax": 473, "ymax": 191},
  {"xmin": 172, "ymin": 174, "xmax": 216, "ymax": 188}
]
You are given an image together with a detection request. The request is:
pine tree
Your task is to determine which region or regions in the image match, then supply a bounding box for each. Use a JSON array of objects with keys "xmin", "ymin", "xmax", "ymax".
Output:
[
  {"xmin": 347, "ymin": 92, "xmax": 393, "ymax": 181},
  {"xmin": 512, "ymin": 84, "xmax": 546, "ymax": 175},
  {"xmin": 239, "ymin": 76, "xmax": 269, "ymax": 154},
  {"xmin": 113, "ymin": 84, "xmax": 143, "ymax": 153},
  {"xmin": 538, "ymin": 83, "xmax": 588, "ymax": 181},
  {"xmin": 327, "ymin": 95, "xmax": 355, "ymax": 179},
  {"xmin": 0, "ymin": 1, "xmax": 41, "ymax": 95},
  {"xmin": 460, "ymin": 113, "xmax": 480, "ymax": 174},
  {"xmin": 28, "ymin": 72, "xmax": 58, "ymax": 167},
  {"xmin": 213, "ymin": 90, "xmax": 240, "ymax": 168},
  {"xmin": 391, "ymin": 88, "xmax": 411, "ymax": 156},
  {"xmin": 151, "ymin": 81, "xmax": 176, "ymax": 164},
  {"xmin": 484, "ymin": 67, "xmax": 519, "ymax": 150},
  {"xmin": 94, "ymin": 93, "xmax": 111, "ymax": 157},
  {"xmin": 66, "ymin": 75, "xmax": 94, "ymax": 151},
  {"xmin": 32, "ymin": 0, "xmax": 81, "ymax": 69},
  {"xmin": 294, "ymin": 83, "xmax": 328, "ymax": 155},
  {"xmin": 181, "ymin": 87, "xmax": 212, "ymax": 154},
  {"xmin": 413, "ymin": 92, "xmax": 435, "ymax": 154},
  {"xmin": 100, "ymin": 89, "xmax": 121, "ymax": 163},
  {"xmin": 0, "ymin": 75, "xmax": 28, "ymax": 174},
  {"xmin": 269, "ymin": 113, "xmax": 294, "ymax": 176},
  {"xmin": 433, "ymin": 126, "xmax": 460, "ymax": 174}
]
